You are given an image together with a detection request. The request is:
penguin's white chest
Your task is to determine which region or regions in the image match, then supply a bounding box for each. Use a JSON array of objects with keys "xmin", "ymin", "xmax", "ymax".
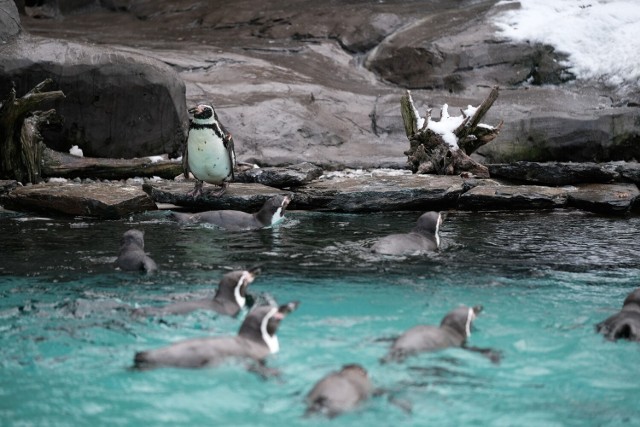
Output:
[{"xmin": 187, "ymin": 128, "xmax": 232, "ymax": 184}]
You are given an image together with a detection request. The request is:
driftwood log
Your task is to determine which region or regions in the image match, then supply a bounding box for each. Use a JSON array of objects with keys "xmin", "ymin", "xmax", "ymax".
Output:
[
  {"xmin": 402, "ymin": 86, "xmax": 503, "ymax": 178},
  {"xmin": 41, "ymin": 150, "xmax": 183, "ymax": 180},
  {"xmin": 0, "ymin": 79, "xmax": 65, "ymax": 183},
  {"xmin": 1, "ymin": 79, "xmax": 182, "ymax": 182}
]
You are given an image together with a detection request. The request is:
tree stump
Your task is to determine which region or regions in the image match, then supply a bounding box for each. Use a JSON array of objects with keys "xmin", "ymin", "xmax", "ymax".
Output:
[
  {"xmin": 0, "ymin": 79, "xmax": 65, "ymax": 184},
  {"xmin": 402, "ymin": 86, "xmax": 503, "ymax": 178}
]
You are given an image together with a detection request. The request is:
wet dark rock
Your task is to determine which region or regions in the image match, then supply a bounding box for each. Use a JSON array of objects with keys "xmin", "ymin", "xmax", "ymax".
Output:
[
  {"xmin": 0, "ymin": 35, "xmax": 187, "ymax": 159},
  {"xmin": 458, "ymin": 184, "xmax": 569, "ymax": 211},
  {"xmin": 567, "ymin": 183, "xmax": 639, "ymax": 215},
  {"xmin": 1, "ymin": 182, "xmax": 157, "ymax": 218},
  {"xmin": 142, "ymin": 181, "xmax": 292, "ymax": 212},
  {"xmin": 234, "ymin": 162, "xmax": 323, "ymax": 188},
  {"xmin": 0, "ymin": 180, "xmax": 18, "ymax": 195},
  {"xmin": 615, "ymin": 162, "xmax": 640, "ymax": 185},
  {"xmin": 488, "ymin": 162, "xmax": 619, "ymax": 186},
  {"xmin": 292, "ymin": 174, "xmax": 464, "ymax": 212}
]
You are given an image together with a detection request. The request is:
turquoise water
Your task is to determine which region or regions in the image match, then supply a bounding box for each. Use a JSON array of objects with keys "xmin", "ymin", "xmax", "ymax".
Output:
[{"xmin": 1, "ymin": 209, "xmax": 639, "ymax": 426}]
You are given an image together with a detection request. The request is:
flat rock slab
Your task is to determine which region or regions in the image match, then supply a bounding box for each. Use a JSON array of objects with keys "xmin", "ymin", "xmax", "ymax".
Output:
[
  {"xmin": 459, "ymin": 184, "xmax": 569, "ymax": 210},
  {"xmin": 142, "ymin": 181, "xmax": 292, "ymax": 211},
  {"xmin": 293, "ymin": 174, "xmax": 465, "ymax": 212},
  {"xmin": 1, "ymin": 182, "xmax": 157, "ymax": 218},
  {"xmin": 234, "ymin": 162, "xmax": 324, "ymax": 188},
  {"xmin": 567, "ymin": 183, "xmax": 640, "ymax": 215},
  {"xmin": 488, "ymin": 162, "xmax": 619, "ymax": 186}
]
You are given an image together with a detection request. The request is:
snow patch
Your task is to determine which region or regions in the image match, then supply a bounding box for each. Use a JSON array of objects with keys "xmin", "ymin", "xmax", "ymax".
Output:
[
  {"xmin": 427, "ymin": 104, "xmax": 465, "ymax": 150},
  {"xmin": 147, "ymin": 155, "xmax": 165, "ymax": 163},
  {"xmin": 69, "ymin": 145, "xmax": 83, "ymax": 157},
  {"xmin": 493, "ymin": 0, "xmax": 640, "ymax": 90},
  {"xmin": 47, "ymin": 177, "xmax": 68, "ymax": 183}
]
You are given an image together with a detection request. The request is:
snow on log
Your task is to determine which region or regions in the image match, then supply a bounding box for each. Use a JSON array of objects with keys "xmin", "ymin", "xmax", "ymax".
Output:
[{"xmin": 402, "ymin": 86, "xmax": 502, "ymax": 178}]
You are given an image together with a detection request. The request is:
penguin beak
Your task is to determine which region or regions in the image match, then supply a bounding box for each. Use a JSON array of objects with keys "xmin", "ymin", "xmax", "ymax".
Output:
[
  {"xmin": 188, "ymin": 105, "xmax": 204, "ymax": 115},
  {"xmin": 281, "ymin": 195, "xmax": 291, "ymax": 209},
  {"xmin": 248, "ymin": 266, "xmax": 262, "ymax": 276},
  {"xmin": 274, "ymin": 301, "xmax": 299, "ymax": 319},
  {"xmin": 472, "ymin": 305, "xmax": 483, "ymax": 315}
]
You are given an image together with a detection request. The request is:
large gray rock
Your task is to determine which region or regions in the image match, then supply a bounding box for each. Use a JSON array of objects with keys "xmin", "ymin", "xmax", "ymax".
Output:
[
  {"xmin": 0, "ymin": 34, "xmax": 187, "ymax": 159},
  {"xmin": 0, "ymin": 0, "xmax": 21, "ymax": 42},
  {"xmin": 16, "ymin": 0, "xmax": 640, "ymax": 168}
]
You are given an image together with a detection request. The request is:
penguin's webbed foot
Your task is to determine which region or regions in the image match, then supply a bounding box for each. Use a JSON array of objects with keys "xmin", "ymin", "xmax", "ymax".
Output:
[
  {"xmin": 247, "ymin": 361, "xmax": 282, "ymax": 380},
  {"xmin": 203, "ymin": 182, "xmax": 229, "ymax": 198},
  {"xmin": 187, "ymin": 180, "xmax": 204, "ymax": 199}
]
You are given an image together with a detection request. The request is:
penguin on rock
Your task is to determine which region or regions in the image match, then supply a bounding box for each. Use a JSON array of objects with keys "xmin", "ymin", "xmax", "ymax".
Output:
[{"xmin": 183, "ymin": 104, "xmax": 236, "ymax": 198}]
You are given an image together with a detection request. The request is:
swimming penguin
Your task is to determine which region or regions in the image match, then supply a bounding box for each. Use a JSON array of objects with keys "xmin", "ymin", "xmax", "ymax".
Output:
[
  {"xmin": 133, "ymin": 301, "xmax": 299, "ymax": 370},
  {"xmin": 370, "ymin": 211, "xmax": 442, "ymax": 255},
  {"xmin": 596, "ymin": 288, "xmax": 640, "ymax": 341},
  {"xmin": 382, "ymin": 305, "xmax": 484, "ymax": 363},
  {"xmin": 184, "ymin": 104, "xmax": 236, "ymax": 198},
  {"xmin": 170, "ymin": 195, "xmax": 290, "ymax": 231},
  {"xmin": 115, "ymin": 229, "xmax": 157, "ymax": 273},
  {"xmin": 305, "ymin": 364, "xmax": 372, "ymax": 418},
  {"xmin": 134, "ymin": 267, "xmax": 260, "ymax": 317}
]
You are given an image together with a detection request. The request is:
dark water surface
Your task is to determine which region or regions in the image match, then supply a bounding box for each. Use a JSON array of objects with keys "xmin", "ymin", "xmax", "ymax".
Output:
[{"xmin": 1, "ymin": 209, "xmax": 639, "ymax": 426}]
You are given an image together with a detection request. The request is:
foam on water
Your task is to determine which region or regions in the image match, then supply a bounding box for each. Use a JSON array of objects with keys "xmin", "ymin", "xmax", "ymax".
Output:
[{"xmin": 1, "ymin": 210, "xmax": 639, "ymax": 426}]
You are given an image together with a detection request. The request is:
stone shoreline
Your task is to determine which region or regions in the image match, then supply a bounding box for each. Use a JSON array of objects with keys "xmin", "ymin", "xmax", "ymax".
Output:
[{"xmin": 1, "ymin": 162, "xmax": 639, "ymax": 218}]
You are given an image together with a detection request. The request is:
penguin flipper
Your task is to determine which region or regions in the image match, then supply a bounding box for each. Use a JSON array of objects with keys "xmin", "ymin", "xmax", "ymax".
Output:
[
  {"xmin": 462, "ymin": 344, "xmax": 502, "ymax": 364},
  {"xmin": 182, "ymin": 134, "xmax": 190, "ymax": 179},
  {"xmin": 142, "ymin": 257, "xmax": 158, "ymax": 274},
  {"xmin": 218, "ymin": 119, "xmax": 236, "ymax": 179},
  {"xmin": 225, "ymin": 134, "xmax": 236, "ymax": 181}
]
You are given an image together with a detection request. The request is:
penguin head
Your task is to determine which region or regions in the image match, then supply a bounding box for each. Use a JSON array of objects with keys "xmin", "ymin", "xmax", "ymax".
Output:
[
  {"xmin": 256, "ymin": 195, "xmax": 291, "ymax": 226},
  {"xmin": 189, "ymin": 104, "xmax": 216, "ymax": 123},
  {"xmin": 238, "ymin": 301, "xmax": 300, "ymax": 353},
  {"xmin": 340, "ymin": 363, "xmax": 369, "ymax": 379},
  {"xmin": 440, "ymin": 305, "xmax": 482, "ymax": 339},
  {"xmin": 215, "ymin": 266, "xmax": 261, "ymax": 308},
  {"xmin": 622, "ymin": 288, "xmax": 640, "ymax": 312},
  {"xmin": 413, "ymin": 212, "xmax": 442, "ymax": 238},
  {"xmin": 120, "ymin": 229, "xmax": 145, "ymax": 250}
]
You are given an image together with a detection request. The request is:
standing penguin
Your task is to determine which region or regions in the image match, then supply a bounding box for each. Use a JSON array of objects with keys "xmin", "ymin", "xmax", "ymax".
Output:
[
  {"xmin": 370, "ymin": 211, "xmax": 443, "ymax": 255},
  {"xmin": 184, "ymin": 104, "xmax": 236, "ymax": 198},
  {"xmin": 596, "ymin": 287, "xmax": 640, "ymax": 341},
  {"xmin": 133, "ymin": 267, "xmax": 260, "ymax": 317},
  {"xmin": 115, "ymin": 229, "xmax": 157, "ymax": 274},
  {"xmin": 133, "ymin": 301, "xmax": 299, "ymax": 370},
  {"xmin": 305, "ymin": 364, "xmax": 372, "ymax": 418}
]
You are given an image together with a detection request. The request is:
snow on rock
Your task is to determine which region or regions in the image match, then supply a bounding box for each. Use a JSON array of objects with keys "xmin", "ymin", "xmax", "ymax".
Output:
[{"xmin": 493, "ymin": 0, "xmax": 640, "ymax": 90}]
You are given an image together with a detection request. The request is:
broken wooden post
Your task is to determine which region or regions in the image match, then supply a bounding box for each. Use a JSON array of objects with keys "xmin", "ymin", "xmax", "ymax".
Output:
[
  {"xmin": 402, "ymin": 86, "xmax": 503, "ymax": 178},
  {"xmin": 0, "ymin": 78, "xmax": 65, "ymax": 183}
]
